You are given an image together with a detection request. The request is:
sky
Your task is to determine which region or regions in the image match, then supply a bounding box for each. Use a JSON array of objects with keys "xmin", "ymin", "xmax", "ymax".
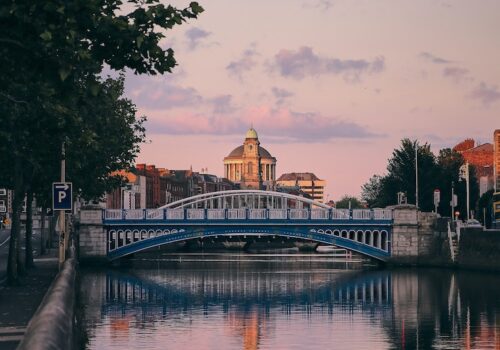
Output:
[{"xmin": 126, "ymin": 0, "xmax": 500, "ymax": 200}]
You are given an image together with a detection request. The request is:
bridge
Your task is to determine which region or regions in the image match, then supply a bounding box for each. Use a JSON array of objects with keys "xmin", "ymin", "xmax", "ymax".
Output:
[{"xmin": 101, "ymin": 190, "xmax": 393, "ymax": 261}]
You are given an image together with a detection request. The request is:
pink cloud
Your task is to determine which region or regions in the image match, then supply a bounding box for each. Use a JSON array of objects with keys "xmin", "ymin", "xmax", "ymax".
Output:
[{"xmin": 145, "ymin": 105, "xmax": 381, "ymax": 142}]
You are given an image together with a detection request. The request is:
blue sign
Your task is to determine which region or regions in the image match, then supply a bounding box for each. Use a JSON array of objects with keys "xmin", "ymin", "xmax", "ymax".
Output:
[{"xmin": 52, "ymin": 182, "xmax": 72, "ymax": 211}]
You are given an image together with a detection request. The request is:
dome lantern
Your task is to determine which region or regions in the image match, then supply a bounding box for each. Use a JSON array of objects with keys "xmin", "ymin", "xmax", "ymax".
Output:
[{"xmin": 245, "ymin": 127, "xmax": 258, "ymax": 139}]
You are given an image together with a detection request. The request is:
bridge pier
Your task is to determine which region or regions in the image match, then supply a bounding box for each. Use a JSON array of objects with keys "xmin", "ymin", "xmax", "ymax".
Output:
[
  {"xmin": 77, "ymin": 206, "xmax": 107, "ymax": 263},
  {"xmin": 389, "ymin": 205, "xmax": 445, "ymax": 265}
]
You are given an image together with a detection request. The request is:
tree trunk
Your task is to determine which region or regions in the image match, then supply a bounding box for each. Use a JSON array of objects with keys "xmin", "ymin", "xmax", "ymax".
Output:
[
  {"xmin": 7, "ymin": 162, "xmax": 25, "ymax": 285},
  {"xmin": 25, "ymin": 189, "xmax": 34, "ymax": 268},
  {"xmin": 49, "ymin": 214, "xmax": 58, "ymax": 249},
  {"xmin": 40, "ymin": 207, "xmax": 46, "ymax": 255}
]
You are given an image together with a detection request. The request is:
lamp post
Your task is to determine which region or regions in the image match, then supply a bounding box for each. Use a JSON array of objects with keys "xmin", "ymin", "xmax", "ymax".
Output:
[
  {"xmin": 415, "ymin": 143, "xmax": 419, "ymax": 209},
  {"xmin": 459, "ymin": 162, "xmax": 470, "ymax": 221}
]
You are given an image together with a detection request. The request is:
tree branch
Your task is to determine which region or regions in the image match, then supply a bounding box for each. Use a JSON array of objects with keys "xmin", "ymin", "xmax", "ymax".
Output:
[
  {"xmin": 0, "ymin": 38, "xmax": 27, "ymax": 49},
  {"xmin": 0, "ymin": 91, "xmax": 28, "ymax": 105}
]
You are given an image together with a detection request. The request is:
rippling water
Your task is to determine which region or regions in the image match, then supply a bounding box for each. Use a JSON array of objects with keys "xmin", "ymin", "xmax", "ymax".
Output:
[{"xmin": 80, "ymin": 253, "xmax": 500, "ymax": 350}]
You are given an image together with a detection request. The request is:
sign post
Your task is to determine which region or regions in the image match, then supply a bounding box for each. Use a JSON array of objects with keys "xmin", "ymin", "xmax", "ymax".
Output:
[
  {"xmin": 53, "ymin": 181, "xmax": 72, "ymax": 268},
  {"xmin": 433, "ymin": 189, "xmax": 440, "ymax": 213},
  {"xmin": 53, "ymin": 142, "xmax": 72, "ymax": 268}
]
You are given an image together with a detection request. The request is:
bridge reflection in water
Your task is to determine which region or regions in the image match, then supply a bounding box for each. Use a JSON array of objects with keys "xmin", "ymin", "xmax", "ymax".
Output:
[{"xmin": 80, "ymin": 260, "xmax": 500, "ymax": 350}]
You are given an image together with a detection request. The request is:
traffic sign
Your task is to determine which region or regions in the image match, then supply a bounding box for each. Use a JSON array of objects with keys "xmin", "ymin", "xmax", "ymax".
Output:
[
  {"xmin": 52, "ymin": 182, "xmax": 72, "ymax": 211},
  {"xmin": 433, "ymin": 189, "xmax": 440, "ymax": 206}
]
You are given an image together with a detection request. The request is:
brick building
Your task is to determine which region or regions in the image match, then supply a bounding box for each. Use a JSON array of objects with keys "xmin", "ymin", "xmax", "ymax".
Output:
[
  {"xmin": 106, "ymin": 166, "xmax": 237, "ymax": 209},
  {"xmin": 495, "ymin": 130, "xmax": 500, "ymax": 192},
  {"xmin": 453, "ymin": 138, "xmax": 494, "ymax": 196},
  {"xmin": 106, "ymin": 171, "xmax": 146, "ymax": 209}
]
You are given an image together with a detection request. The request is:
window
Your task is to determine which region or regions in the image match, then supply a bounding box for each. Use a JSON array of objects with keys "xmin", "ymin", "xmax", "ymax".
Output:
[
  {"xmin": 247, "ymin": 162, "xmax": 253, "ymax": 175},
  {"xmin": 0, "ymin": 189, "xmax": 6, "ymax": 196}
]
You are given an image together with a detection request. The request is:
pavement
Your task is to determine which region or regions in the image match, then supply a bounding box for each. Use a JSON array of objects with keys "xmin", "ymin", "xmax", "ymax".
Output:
[{"xmin": 0, "ymin": 228, "xmax": 59, "ymax": 349}]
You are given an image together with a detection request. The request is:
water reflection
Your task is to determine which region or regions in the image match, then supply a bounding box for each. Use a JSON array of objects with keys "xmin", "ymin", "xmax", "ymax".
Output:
[{"xmin": 80, "ymin": 258, "xmax": 500, "ymax": 350}]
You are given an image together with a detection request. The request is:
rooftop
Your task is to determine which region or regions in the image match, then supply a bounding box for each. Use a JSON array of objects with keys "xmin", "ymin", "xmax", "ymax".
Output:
[{"xmin": 277, "ymin": 172, "xmax": 323, "ymax": 181}]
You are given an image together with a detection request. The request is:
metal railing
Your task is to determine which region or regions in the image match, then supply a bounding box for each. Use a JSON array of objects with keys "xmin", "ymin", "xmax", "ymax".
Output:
[
  {"xmin": 227, "ymin": 209, "xmax": 246, "ymax": 220},
  {"xmin": 352, "ymin": 210, "xmax": 372, "ymax": 220},
  {"xmin": 332, "ymin": 209, "xmax": 350, "ymax": 220},
  {"xmin": 269, "ymin": 209, "xmax": 287, "ymax": 219},
  {"xmin": 166, "ymin": 209, "xmax": 184, "ymax": 220},
  {"xmin": 103, "ymin": 208, "xmax": 393, "ymax": 222},
  {"xmin": 249, "ymin": 209, "xmax": 267, "ymax": 220},
  {"xmin": 311, "ymin": 209, "xmax": 329, "ymax": 220},
  {"xmin": 146, "ymin": 209, "xmax": 164, "ymax": 220},
  {"xmin": 207, "ymin": 209, "xmax": 225, "ymax": 220},
  {"xmin": 289, "ymin": 209, "xmax": 309, "ymax": 220}
]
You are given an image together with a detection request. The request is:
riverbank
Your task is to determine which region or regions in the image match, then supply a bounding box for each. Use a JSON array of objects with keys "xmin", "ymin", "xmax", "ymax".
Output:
[{"xmin": 0, "ymin": 254, "xmax": 58, "ymax": 350}]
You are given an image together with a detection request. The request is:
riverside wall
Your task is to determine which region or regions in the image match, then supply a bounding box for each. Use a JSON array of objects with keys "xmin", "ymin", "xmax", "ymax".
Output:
[
  {"xmin": 457, "ymin": 228, "xmax": 500, "ymax": 270},
  {"xmin": 17, "ymin": 258, "xmax": 79, "ymax": 350}
]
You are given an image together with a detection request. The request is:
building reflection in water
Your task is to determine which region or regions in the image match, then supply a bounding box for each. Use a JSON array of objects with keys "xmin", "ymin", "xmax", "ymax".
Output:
[{"xmin": 80, "ymin": 263, "xmax": 500, "ymax": 350}]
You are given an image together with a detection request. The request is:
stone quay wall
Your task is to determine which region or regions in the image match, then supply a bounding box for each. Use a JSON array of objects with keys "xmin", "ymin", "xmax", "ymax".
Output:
[
  {"xmin": 77, "ymin": 207, "xmax": 107, "ymax": 263},
  {"xmin": 458, "ymin": 228, "xmax": 500, "ymax": 270},
  {"xmin": 389, "ymin": 205, "xmax": 450, "ymax": 266},
  {"xmin": 17, "ymin": 258, "xmax": 78, "ymax": 350}
]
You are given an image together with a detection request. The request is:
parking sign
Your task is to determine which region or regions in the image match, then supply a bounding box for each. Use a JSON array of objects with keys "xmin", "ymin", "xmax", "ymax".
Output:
[{"xmin": 52, "ymin": 182, "xmax": 72, "ymax": 210}]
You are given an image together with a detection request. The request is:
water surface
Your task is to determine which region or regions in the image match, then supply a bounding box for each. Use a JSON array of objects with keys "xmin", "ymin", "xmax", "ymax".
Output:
[{"xmin": 80, "ymin": 253, "xmax": 500, "ymax": 350}]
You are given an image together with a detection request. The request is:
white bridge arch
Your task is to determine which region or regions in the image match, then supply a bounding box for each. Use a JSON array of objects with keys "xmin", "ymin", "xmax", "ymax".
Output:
[{"xmin": 159, "ymin": 190, "xmax": 331, "ymax": 210}]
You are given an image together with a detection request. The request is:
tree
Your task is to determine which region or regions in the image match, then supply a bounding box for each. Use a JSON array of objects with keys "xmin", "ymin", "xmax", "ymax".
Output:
[
  {"xmin": 435, "ymin": 149, "xmax": 478, "ymax": 219},
  {"xmin": 0, "ymin": 0, "xmax": 203, "ymax": 284},
  {"xmin": 477, "ymin": 190, "xmax": 494, "ymax": 228},
  {"xmin": 361, "ymin": 139, "xmax": 438, "ymax": 210},
  {"xmin": 335, "ymin": 196, "xmax": 364, "ymax": 209},
  {"xmin": 361, "ymin": 175, "xmax": 383, "ymax": 207}
]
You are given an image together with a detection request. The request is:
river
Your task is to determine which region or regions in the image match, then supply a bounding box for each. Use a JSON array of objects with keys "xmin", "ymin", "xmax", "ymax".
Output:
[{"xmin": 79, "ymin": 252, "xmax": 500, "ymax": 350}]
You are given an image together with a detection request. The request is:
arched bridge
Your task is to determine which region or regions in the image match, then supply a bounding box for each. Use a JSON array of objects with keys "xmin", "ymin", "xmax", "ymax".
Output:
[{"xmin": 103, "ymin": 190, "xmax": 393, "ymax": 261}]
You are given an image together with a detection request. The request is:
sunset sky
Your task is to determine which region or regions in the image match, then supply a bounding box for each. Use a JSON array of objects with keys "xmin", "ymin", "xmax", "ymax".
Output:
[{"xmin": 127, "ymin": 0, "xmax": 500, "ymax": 200}]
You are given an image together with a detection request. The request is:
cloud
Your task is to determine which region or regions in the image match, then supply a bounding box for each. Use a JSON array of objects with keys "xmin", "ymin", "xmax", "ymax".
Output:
[
  {"xmin": 226, "ymin": 45, "xmax": 259, "ymax": 79},
  {"xmin": 145, "ymin": 105, "xmax": 382, "ymax": 142},
  {"xmin": 271, "ymin": 87, "xmax": 294, "ymax": 106},
  {"xmin": 442, "ymin": 66, "xmax": 472, "ymax": 83},
  {"xmin": 185, "ymin": 27, "xmax": 211, "ymax": 50},
  {"xmin": 419, "ymin": 52, "xmax": 452, "ymax": 64},
  {"xmin": 469, "ymin": 82, "xmax": 500, "ymax": 106},
  {"xmin": 302, "ymin": 0, "xmax": 334, "ymax": 11},
  {"xmin": 209, "ymin": 95, "xmax": 238, "ymax": 114},
  {"xmin": 273, "ymin": 46, "xmax": 385, "ymax": 81},
  {"xmin": 126, "ymin": 75, "xmax": 202, "ymax": 110}
]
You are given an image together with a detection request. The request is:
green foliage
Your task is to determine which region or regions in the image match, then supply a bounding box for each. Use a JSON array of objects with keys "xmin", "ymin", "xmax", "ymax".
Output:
[
  {"xmin": 477, "ymin": 190, "xmax": 494, "ymax": 228},
  {"xmin": 0, "ymin": 0, "xmax": 203, "ymax": 283},
  {"xmin": 361, "ymin": 140, "xmax": 480, "ymax": 218},
  {"xmin": 335, "ymin": 195, "xmax": 364, "ymax": 209}
]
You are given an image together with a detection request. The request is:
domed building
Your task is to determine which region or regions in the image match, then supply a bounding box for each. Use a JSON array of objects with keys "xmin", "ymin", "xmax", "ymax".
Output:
[{"xmin": 224, "ymin": 128, "xmax": 277, "ymax": 189}]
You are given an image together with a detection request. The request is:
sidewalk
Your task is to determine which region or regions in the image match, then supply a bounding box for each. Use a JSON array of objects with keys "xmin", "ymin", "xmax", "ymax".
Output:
[{"xmin": 0, "ymin": 252, "xmax": 58, "ymax": 350}]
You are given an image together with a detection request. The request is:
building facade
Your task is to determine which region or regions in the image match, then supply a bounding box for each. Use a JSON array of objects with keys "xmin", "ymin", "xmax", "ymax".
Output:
[
  {"xmin": 106, "ymin": 167, "xmax": 237, "ymax": 209},
  {"xmin": 495, "ymin": 130, "xmax": 500, "ymax": 192},
  {"xmin": 276, "ymin": 172, "xmax": 326, "ymax": 202},
  {"xmin": 454, "ymin": 138, "xmax": 494, "ymax": 196},
  {"xmin": 0, "ymin": 188, "xmax": 11, "ymax": 224},
  {"xmin": 223, "ymin": 128, "xmax": 277, "ymax": 190}
]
